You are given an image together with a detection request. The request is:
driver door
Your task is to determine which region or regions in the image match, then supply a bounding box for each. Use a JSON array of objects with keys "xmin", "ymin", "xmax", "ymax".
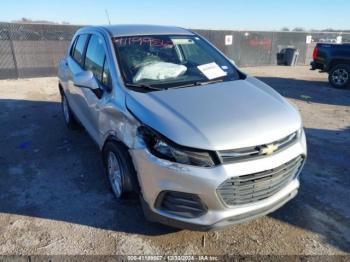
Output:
[{"xmin": 76, "ymin": 34, "xmax": 112, "ymax": 144}]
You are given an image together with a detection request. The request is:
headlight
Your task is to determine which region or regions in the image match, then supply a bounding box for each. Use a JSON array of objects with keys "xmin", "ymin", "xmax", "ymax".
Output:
[{"xmin": 138, "ymin": 126, "xmax": 216, "ymax": 167}]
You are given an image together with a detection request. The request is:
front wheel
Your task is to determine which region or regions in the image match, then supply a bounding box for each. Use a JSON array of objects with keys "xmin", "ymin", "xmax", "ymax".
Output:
[
  {"xmin": 328, "ymin": 64, "xmax": 350, "ymax": 88},
  {"xmin": 102, "ymin": 141, "xmax": 139, "ymax": 199}
]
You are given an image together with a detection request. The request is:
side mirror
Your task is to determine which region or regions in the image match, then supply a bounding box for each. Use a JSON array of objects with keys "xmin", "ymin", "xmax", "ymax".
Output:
[{"xmin": 73, "ymin": 71, "xmax": 100, "ymax": 90}]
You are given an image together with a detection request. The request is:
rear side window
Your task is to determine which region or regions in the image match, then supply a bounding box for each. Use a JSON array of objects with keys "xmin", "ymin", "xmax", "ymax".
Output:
[
  {"xmin": 70, "ymin": 37, "xmax": 78, "ymax": 56},
  {"xmin": 85, "ymin": 35, "xmax": 111, "ymax": 88},
  {"xmin": 72, "ymin": 34, "xmax": 88, "ymax": 66}
]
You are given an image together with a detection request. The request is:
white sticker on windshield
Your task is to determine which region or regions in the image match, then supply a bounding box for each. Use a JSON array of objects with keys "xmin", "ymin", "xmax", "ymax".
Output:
[{"xmin": 197, "ymin": 62, "xmax": 227, "ymax": 80}]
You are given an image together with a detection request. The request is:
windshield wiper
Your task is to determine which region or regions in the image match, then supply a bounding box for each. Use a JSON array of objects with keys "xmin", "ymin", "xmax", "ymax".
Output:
[
  {"xmin": 170, "ymin": 82, "xmax": 198, "ymax": 89},
  {"xmin": 124, "ymin": 83, "xmax": 164, "ymax": 91},
  {"xmin": 171, "ymin": 79, "xmax": 224, "ymax": 89},
  {"xmin": 194, "ymin": 78, "xmax": 224, "ymax": 86},
  {"xmin": 167, "ymin": 79, "xmax": 225, "ymax": 90},
  {"xmin": 125, "ymin": 78, "xmax": 225, "ymax": 91}
]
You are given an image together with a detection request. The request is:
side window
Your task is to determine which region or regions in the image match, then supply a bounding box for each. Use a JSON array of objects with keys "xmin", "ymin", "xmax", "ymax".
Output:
[
  {"xmin": 72, "ymin": 34, "xmax": 88, "ymax": 66},
  {"xmin": 70, "ymin": 37, "xmax": 78, "ymax": 56},
  {"xmin": 85, "ymin": 35, "xmax": 111, "ymax": 89}
]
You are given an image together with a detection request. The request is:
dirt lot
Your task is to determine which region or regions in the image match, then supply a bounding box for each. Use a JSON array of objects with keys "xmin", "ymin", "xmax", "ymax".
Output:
[{"xmin": 0, "ymin": 66, "xmax": 349, "ymax": 256}]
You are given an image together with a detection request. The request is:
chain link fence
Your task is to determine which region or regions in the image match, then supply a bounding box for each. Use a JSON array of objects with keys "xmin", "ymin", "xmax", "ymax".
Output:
[
  {"xmin": 195, "ymin": 29, "xmax": 350, "ymax": 67},
  {"xmin": 0, "ymin": 22, "xmax": 81, "ymax": 79},
  {"xmin": 1, "ymin": 22, "xmax": 350, "ymax": 79}
]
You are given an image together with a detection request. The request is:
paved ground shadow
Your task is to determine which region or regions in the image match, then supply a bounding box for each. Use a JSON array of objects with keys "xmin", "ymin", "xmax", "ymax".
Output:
[{"xmin": 0, "ymin": 99, "xmax": 177, "ymax": 236}]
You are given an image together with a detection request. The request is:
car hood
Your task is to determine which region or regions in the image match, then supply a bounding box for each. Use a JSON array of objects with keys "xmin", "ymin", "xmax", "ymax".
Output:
[{"xmin": 126, "ymin": 76, "xmax": 301, "ymax": 150}]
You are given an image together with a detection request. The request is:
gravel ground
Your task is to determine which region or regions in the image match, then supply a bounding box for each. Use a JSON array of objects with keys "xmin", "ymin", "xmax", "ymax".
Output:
[{"xmin": 0, "ymin": 66, "xmax": 349, "ymax": 256}]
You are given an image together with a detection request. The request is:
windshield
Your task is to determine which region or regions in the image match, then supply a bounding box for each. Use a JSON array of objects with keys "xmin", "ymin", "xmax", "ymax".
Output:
[{"xmin": 113, "ymin": 35, "xmax": 240, "ymax": 90}]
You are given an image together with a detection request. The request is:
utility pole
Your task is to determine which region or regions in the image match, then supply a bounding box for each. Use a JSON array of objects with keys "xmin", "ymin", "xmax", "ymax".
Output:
[{"xmin": 105, "ymin": 9, "xmax": 111, "ymax": 25}]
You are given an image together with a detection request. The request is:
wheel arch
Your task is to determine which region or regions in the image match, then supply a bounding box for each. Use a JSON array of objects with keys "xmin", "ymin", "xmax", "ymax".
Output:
[
  {"xmin": 102, "ymin": 134, "xmax": 128, "ymax": 152},
  {"xmin": 328, "ymin": 59, "xmax": 350, "ymax": 71}
]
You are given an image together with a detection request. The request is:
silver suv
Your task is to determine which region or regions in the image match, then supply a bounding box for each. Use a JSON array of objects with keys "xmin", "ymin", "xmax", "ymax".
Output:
[{"xmin": 58, "ymin": 25, "xmax": 307, "ymax": 230}]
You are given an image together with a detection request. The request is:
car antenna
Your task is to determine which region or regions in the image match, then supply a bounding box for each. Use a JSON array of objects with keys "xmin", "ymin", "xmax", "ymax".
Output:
[{"xmin": 105, "ymin": 9, "xmax": 111, "ymax": 25}]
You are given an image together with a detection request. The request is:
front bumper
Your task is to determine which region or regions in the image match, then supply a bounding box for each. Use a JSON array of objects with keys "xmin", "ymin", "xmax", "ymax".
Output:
[
  {"xmin": 130, "ymin": 131, "xmax": 307, "ymax": 230},
  {"xmin": 140, "ymin": 188, "xmax": 298, "ymax": 230}
]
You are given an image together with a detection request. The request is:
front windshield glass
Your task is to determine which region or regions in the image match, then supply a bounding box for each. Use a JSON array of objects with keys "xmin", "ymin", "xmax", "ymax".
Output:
[{"xmin": 113, "ymin": 35, "xmax": 240, "ymax": 89}]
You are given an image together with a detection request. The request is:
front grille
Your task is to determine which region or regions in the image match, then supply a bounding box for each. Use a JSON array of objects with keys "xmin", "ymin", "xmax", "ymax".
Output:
[
  {"xmin": 155, "ymin": 191, "xmax": 207, "ymax": 218},
  {"xmin": 218, "ymin": 131, "xmax": 298, "ymax": 163},
  {"xmin": 217, "ymin": 155, "xmax": 304, "ymax": 206}
]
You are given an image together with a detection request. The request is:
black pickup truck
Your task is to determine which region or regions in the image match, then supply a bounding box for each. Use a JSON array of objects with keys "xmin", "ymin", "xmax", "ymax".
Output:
[{"xmin": 310, "ymin": 43, "xmax": 350, "ymax": 88}]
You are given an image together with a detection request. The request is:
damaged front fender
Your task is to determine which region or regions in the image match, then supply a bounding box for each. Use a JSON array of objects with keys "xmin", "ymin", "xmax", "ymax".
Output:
[{"xmin": 99, "ymin": 103, "xmax": 143, "ymax": 150}]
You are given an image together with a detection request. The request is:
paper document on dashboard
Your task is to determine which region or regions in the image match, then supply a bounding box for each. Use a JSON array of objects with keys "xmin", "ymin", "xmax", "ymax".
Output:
[{"xmin": 197, "ymin": 62, "xmax": 227, "ymax": 80}]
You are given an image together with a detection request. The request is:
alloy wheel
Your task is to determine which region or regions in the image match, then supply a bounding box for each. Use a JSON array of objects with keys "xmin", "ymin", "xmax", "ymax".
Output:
[
  {"xmin": 107, "ymin": 151, "xmax": 124, "ymax": 198},
  {"xmin": 331, "ymin": 68, "xmax": 349, "ymax": 86}
]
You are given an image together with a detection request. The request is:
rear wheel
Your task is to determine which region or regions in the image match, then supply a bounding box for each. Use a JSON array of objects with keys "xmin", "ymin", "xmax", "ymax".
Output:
[
  {"xmin": 61, "ymin": 93, "xmax": 79, "ymax": 129},
  {"xmin": 328, "ymin": 64, "xmax": 350, "ymax": 88}
]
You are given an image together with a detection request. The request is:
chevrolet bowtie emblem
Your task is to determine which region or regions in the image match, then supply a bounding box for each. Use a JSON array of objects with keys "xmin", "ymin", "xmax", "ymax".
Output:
[{"xmin": 260, "ymin": 144, "xmax": 279, "ymax": 155}]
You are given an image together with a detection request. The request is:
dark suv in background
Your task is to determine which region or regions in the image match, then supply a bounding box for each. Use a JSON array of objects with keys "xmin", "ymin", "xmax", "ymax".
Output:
[{"xmin": 311, "ymin": 43, "xmax": 350, "ymax": 88}]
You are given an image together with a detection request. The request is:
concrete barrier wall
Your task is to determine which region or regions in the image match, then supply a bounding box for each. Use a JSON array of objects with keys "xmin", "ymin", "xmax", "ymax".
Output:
[{"xmin": 0, "ymin": 22, "xmax": 349, "ymax": 79}]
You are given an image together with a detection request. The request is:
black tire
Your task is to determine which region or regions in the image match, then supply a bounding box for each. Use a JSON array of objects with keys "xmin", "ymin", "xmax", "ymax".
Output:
[
  {"xmin": 102, "ymin": 141, "xmax": 140, "ymax": 199},
  {"xmin": 61, "ymin": 93, "xmax": 79, "ymax": 129},
  {"xmin": 328, "ymin": 64, "xmax": 350, "ymax": 89}
]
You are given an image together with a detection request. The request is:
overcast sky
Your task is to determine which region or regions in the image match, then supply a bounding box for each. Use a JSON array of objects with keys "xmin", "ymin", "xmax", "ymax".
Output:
[{"xmin": 2, "ymin": 0, "xmax": 350, "ymax": 31}]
